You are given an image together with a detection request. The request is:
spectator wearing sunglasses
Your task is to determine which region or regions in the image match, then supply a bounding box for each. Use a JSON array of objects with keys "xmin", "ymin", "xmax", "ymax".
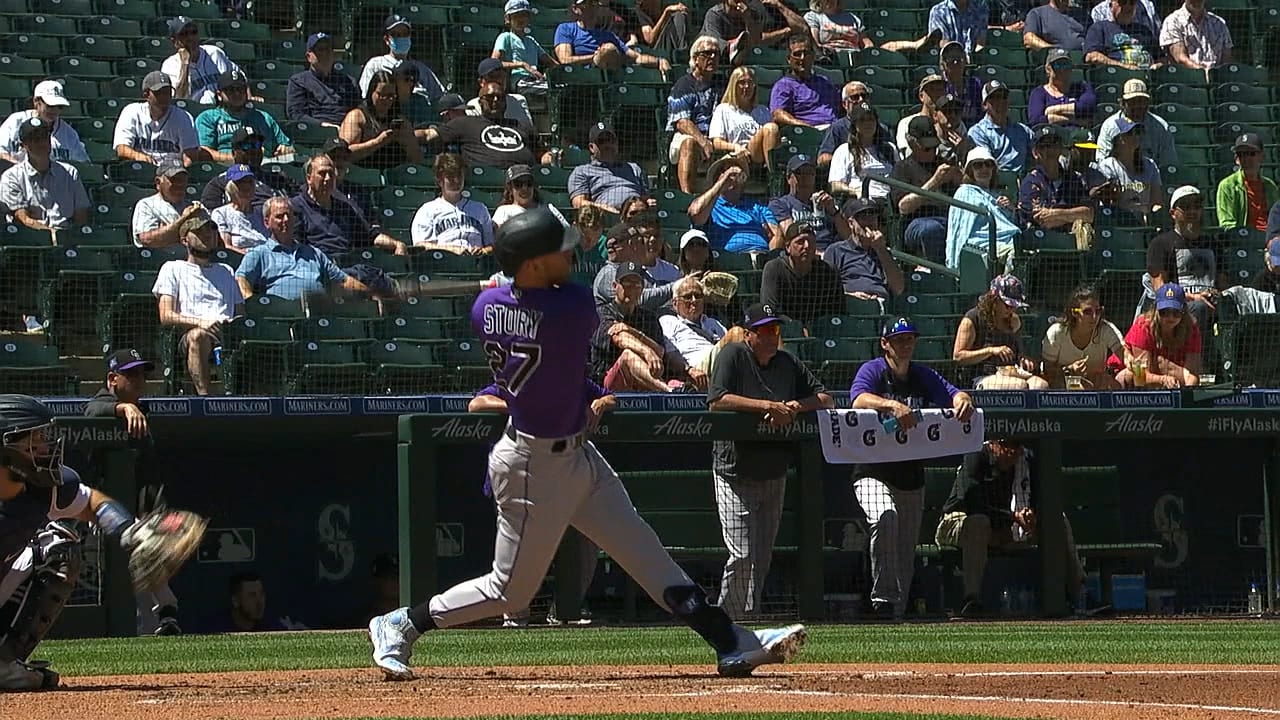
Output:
[
  {"xmin": 658, "ymin": 276, "xmax": 727, "ymax": 388},
  {"xmin": 199, "ymin": 127, "xmax": 297, "ymax": 211},
  {"xmin": 939, "ymin": 41, "xmax": 983, "ymax": 127},
  {"xmin": 196, "ymin": 70, "xmax": 294, "ymax": 165},
  {"xmin": 1041, "ymin": 284, "xmax": 1124, "ymax": 389},
  {"xmin": 1216, "ymin": 133, "xmax": 1278, "ymax": 232},
  {"xmin": 770, "ymin": 34, "xmax": 839, "ymax": 130},
  {"xmin": 1118, "ymin": 283, "xmax": 1201, "ymax": 388},
  {"xmin": 816, "ymin": 81, "xmax": 888, "ymax": 166}
]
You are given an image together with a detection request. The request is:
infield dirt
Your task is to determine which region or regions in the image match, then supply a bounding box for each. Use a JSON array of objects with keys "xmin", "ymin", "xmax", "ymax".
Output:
[{"xmin": 8, "ymin": 663, "xmax": 1280, "ymax": 720}]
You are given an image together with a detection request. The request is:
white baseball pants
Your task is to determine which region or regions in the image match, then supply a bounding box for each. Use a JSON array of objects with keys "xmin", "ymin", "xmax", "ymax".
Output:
[{"xmin": 854, "ymin": 478, "xmax": 924, "ymax": 616}]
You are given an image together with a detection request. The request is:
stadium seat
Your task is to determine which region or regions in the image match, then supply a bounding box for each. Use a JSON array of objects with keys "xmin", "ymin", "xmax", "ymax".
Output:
[
  {"xmin": 94, "ymin": 0, "xmax": 156, "ymax": 18},
  {"xmin": 98, "ymin": 181, "xmax": 153, "ymax": 207},
  {"xmin": 1214, "ymin": 83, "xmax": 1273, "ymax": 106},
  {"xmin": 3, "ymin": 35, "xmax": 63, "ymax": 60},
  {"xmin": 52, "ymin": 56, "xmax": 113, "ymax": 79},
  {"xmin": 1211, "ymin": 64, "xmax": 1269, "ymax": 85},
  {"xmin": 15, "ymin": 15, "xmax": 79, "ymax": 36},
  {"xmin": 381, "ymin": 316, "xmax": 447, "ymax": 341},
  {"xmin": 384, "ymin": 163, "xmax": 434, "ymax": 189},
  {"xmin": 343, "ymin": 246, "xmax": 410, "ymax": 275},
  {"xmin": 67, "ymin": 36, "xmax": 132, "ymax": 61},
  {"xmin": 245, "ymin": 295, "xmax": 306, "ymax": 319},
  {"xmin": 221, "ymin": 316, "xmax": 295, "ymax": 395},
  {"xmin": 369, "ymin": 339, "xmax": 442, "ymax": 394},
  {"xmin": 809, "ymin": 314, "xmax": 879, "ymax": 340},
  {"xmin": 161, "ymin": 0, "xmax": 220, "ymax": 19},
  {"xmin": 0, "ymin": 334, "xmax": 74, "ymax": 396},
  {"xmin": 296, "ymin": 317, "xmax": 372, "ymax": 343},
  {"xmin": 1155, "ymin": 83, "xmax": 1209, "ymax": 106},
  {"xmin": 253, "ymin": 60, "xmax": 302, "ymax": 82},
  {"xmin": 378, "ymin": 187, "xmax": 430, "ymax": 210},
  {"xmin": 396, "ymin": 295, "xmax": 460, "ymax": 319},
  {"xmin": 1151, "ymin": 64, "xmax": 1207, "ymax": 87},
  {"xmin": 83, "ymin": 15, "xmax": 144, "ymax": 38},
  {"xmin": 413, "ymin": 249, "xmax": 488, "ymax": 279}
]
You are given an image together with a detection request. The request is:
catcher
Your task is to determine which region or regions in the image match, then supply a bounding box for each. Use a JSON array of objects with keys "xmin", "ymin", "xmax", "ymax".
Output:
[{"xmin": 0, "ymin": 394, "xmax": 204, "ymax": 691}]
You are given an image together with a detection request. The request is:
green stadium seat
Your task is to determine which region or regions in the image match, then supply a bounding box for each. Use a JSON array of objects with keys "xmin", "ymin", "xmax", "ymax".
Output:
[
  {"xmin": 548, "ymin": 65, "xmax": 607, "ymax": 86},
  {"xmin": 902, "ymin": 293, "xmax": 955, "ymax": 315},
  {"xmin": 847, "ymin": 65, "xmax": 907, "ymax": 88},
  {"xmin": 381, "ymin": 316, "xmax": 447, "ymax": 341},
  {"xmin": 211, "ymin": 40, "xmax": 257, "ymax": 64},
  {"xmin": 15, "ymin": 15, "xmax": 79, "ymax": 36},
  {"xmin": 1150, "ymin": 63, "xmax": 1206, "ymax": 87},
  {"xmin": 466, "ymin": 164, "xmax": 508, "ymax": 190},
  {"xmin": 601, "ymin": 84, "xmax": 665, "ymax": 120},
  {"xmin": 973, "ymin": 45, "xmax": 1031, "ymax": 69},
  {"xmin": 809, "ymin": 314, "xmax": 879, "ymax": 340},
  {"xmin": 974, "ymin": 65, "xmax": 1027, "ymax": 89},
  {"xmin": 51, "ymin": 56, "xmax": 112, "ymax": 79},
  {"xmin": 102, "ymin": 78, "xmax": 142, "ymax": 100},
  {"xmin": 458, "ymin": 4, "xmax": 506, "ymax": 27},
  {"xmin": 245, "ymin": 294, "xmax": 306, "ymax": 319},
  {"xmin": 384, "ymin": 163, "xmax": 434, "ymax": 188},
  {"xmin": 378, "ymin": 186, "xmax": 429, "ymax": 210},
  {"xmin": 223, "ymin": 18, "xmax": 272, "ymax": 42},
  {"xmin": 258, "ymin": 163, "xmax": 303, "ymax": 187},
  {"xmin": 912, "ymin": 314, "xmax": 959, "ymax": 338},
  {"xmin": 63, "ymin": 225, "xmax": 132, "ymax": 248},
  {"xmin": 97, "ymin": 270, "xmax": 162, "ymax": 356},
  {"xmin": 32, "ymin": 0, "xmax": 91, "ymax": 12},
  {"xmin": 907, "ymin": 270, "xmax": 958, "ymax": 295},
  {"xmin": 253, "ymin": 60, "xmax": 303, "ymax": 82},
  {"xmin": 1096, "ymin": 227, "xmax": 1144, "ymax": 253},
  {"xmin": 744, "ymin": 45, "xmax": 789, "ymax": 67},
  {"xmin": 412, "ymin": 249, "xmax": 487, "ymax": 278},
  {"xmin": 161, "ymin": 0, "xmax": 221, "ymax": 19},
  {"xmin": 985, "ymin": 27, "xmax": 1023, "ymax": 49},
  {"xmin": 0, "ymin": 78, "xmax": 30, "ymax": 100},
  {"xmin": 396, "ymin": 295, "xmax": 460, "ymax": 318},
  {"xmin": 0, "ymin": 335, "xmax": 73, "ymax": 396},
  {"xmin": 2, "ymin": 35, "xmax": 62, "ymax": 60},
  {"xmin": 296, "ymin": 317, "xmax": 372, "ymax": 343},
  {"xmin": 68, "ymin": 36, "xmax": 131, "ymax": 61},
  {"xmin": 1214, "ymin": 102, "xmax": 1274, "ymax": 127},
  {"xmin": 70, "ymin": 162, "xmax": 106, "ymax": 185},
  {"xmin": 847, "ymin": 47, "xmax": 909, "ymax": 69},
  {"xmin": 132, "ymin": 38, "xmax": 171, "ymax": 62},
  {"xmin": 1154, "ymin": 83, "xmax": 1208, "ymax": 106},
  {"xmin": 91, "ymin": 195, "xmax": 135, "ymax": 227},
  {"xmin": 1088, "ymin": 65, "xmax": 1146, "ymax": 87},
  {"xmin": 532, "ymin": 164, "xmax": 573, "ymax": 191},
  {"xmin": 1155, "ymin": 103, "xmax": 1209, "ymax": 126},
  {"xmin": 221, "ymin": 316, "xmax": 295, "ymax": 395},
  {"xmin": 615, "ymin": 65, "xmax": 669, "ymax": 86},
  {"xmin": 369, "ymin": 339, "xmax": 442, "ymax": 394},
  {"xmin": 809, "ymin": 337, "xmax": 875, "ymax": 363},
  {"xmin": 211, "ymin": 248, "xmax": 241, "ymax": 269},
  {"xmin": 115, "ymin": 58, "xmax": 161, "ymax": 78},
  {"xmin": 1213, "ymin": 83, "xmax": 1273, "ymax": 106},
  {"xmin": 1210, "ymin": 64, "xmax": 1268, "ymax": 86},
  {"xmin": 82, "ymin": 15, "xmax": 143, "ymax": 38},
  {"xmin": 846, "ymin": 296, "xmax": 883, "ymax": 316},
  {"xmin": 120, "ymin": 245, "xmax": 185, "ymax": 272},
  {"xmin": 444, "ymin": 338, "xmax": 489, "ymax": 366},
  {"xmin": 94, "ymin": 0, "xmax": 156, "ymax": 18},
  {"xmin": 342, "ymin": 246, "xmax": 410, "ymax": 275}
]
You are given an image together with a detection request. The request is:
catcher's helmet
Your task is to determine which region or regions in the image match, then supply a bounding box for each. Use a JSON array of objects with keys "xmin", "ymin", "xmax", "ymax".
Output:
[
  {"xmin": 493, "ymin": 208, "xmax": 577, "ymax": 277},
  {"xmin": 0, "ymin": 394, "xmax": 64, "ymax": 487}
]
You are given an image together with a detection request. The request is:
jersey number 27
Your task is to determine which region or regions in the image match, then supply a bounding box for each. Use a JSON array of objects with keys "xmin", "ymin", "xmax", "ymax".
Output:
[{"xmin": 483, "ymin": 341, "xmax": 543, "ymax": 395}]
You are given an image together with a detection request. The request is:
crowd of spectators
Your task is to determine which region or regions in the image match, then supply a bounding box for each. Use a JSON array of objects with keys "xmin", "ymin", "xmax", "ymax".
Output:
[{"xmin": 0, "ymin": 0, "xmax": 1274, "ymax": 396}]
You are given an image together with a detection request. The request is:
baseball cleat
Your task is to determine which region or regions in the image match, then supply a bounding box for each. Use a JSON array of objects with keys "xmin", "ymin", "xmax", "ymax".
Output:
[
  {"xmin": 368, "ymin": 607, "xmax": 420, "ymax": 681},
  {"xmin": 716, "ymin": 623, "xmax": 807, "ymax": 677},
  {"xmin": 0, "ymin": 659, "xmax": 58, "ymax": 691}
]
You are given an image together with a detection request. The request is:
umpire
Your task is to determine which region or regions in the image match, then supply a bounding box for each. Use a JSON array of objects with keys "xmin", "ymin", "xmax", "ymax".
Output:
[
  {"xmin": 707, "ymin": 303, "xmax": 833, "ymax": 619},
  {"xmin": 83, "ymin": 349, "xmax": 181, "ymax": 635},
  {"xmin": 849, "ymin": 318, "xmax": 975, "ymax": 621}
]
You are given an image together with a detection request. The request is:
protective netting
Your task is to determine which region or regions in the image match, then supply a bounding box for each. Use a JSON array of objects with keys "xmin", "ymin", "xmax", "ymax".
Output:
[{"xmin": 0, "ymin": 0, "xmax": 1276, "ymax": 397}]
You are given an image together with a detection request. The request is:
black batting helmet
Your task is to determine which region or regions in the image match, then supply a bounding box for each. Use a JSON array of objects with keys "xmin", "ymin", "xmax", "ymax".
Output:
[
  {"xmin": 493, "ymin": 208, "xmax": 577, "ymax": 277},
  {"xmin": 0, "ymin": 394, "xmax": 64, "ymax": 487}
]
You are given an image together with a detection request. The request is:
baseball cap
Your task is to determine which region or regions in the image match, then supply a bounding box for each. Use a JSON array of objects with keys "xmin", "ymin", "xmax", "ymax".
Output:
[
  {"xmin": 906, "ymin": 115, "xmax": 940, "ymax": 149},
  {"xmin": 306, "ymin": 32, "xmax": 333, "ymax": 51},
  {"xmin": 881, "ymin": 316, "xmax": 918, "ymax": 339},
  {"xmin": 1033, "ymin": 124, "xmax": 1064, "ymax": 147},
  {"xmin": 918, "ymin": 73, "xmax": 945, "ymax": 93},
  {"xmin": 1169, "ymin": 185, "xmax": 1201, "ymax": 208},
  {"xmin": 321, "ymin": 136, "xmax": 351, "ymax": 156},
  {"xmin": 108, "ymin": 348, "xmax": 154, "ymax": 373},
  {"xmin": 166, "ymin": 16, "xmax": 195, "ymax": 36},
  {"xmin": 436, "ymin": 93, "xmax": 466, "ymax": 114},
  {"xmin": 783, "ymin": 221, "xmax": 816, "ymax": 242},
  {"xmin": 1044, "ymin": 47, "xmax": 1072, "ymax": 68},
  {"xmin": 17, "ymin": 117, "xmax": 51, "ymax": 144},
  {"xmin": 231, "ymin": 126, "xmax": 266, "ymax": 146},
  {"xmin": 1069, "ymin": 127, "xmax": 1099, "ymax": 150},
  {"xmin": 615, "ymin": 261, "xmax": 649, "ymax": 283},
  {"xmin": 848, "ymin": 102, "xmax": 876, "ymax": 122},
  {"xmin": 506, "ymin": 164, "xmax": 533, "ymax": 183},
  {"xmin": 218, "ymin": 69, "xmax": 249, "ymax": 91},
  {"xmin": 155, "ymin": 157, "xmax": 188, "ymax": 178},
  {"xmin": 1114, "ymin": 116, "xmax": 1143, "ymax": 135},
  {"xmin": 1121, "ymin": 78, "xmax": 1150, "ymax": 100},
  {"xmin": 384, "ymin": 13, "xmax": 411, "ymax": 31},
  {"xmin": 226, "ymin": 163, "xmax": 255, "ymax": 182},
  {"xmin": 505, "ymin": 0, "xmax": 535, "ymax": 14},
  {"xmin": 477, "ymin": 58, "xmax": 505, "ymax": 78},
  {"xmin": 588, "ymin": 122, "xmax": 615, "ymax": 143},
  {"xmin": 1154, "ymin": 283, "xmax": 1187, "ymax": 312},
  {"xmin": 392, "ymin": 62, "xmax": 419, "ymax": 82},
  {"xmin": 940, "ymin": 40, "xmax": 966, "ymax": 60},
  {"xmin": 679, "ymin": 229, "xmax": 709, "ymax": 249},
  {"xmin": 177, "ymin": 208, "xmax": 214, "ymax": 236},
  {"xmin": 844, "ymin": 196, "xmax": 881, "ymax": 218},
  {"xmin": 606, "ymin": 221, "xmax": 642, "ymax": 243},
  {"xmin": 32, "ymin": 80, "xmax": 69, "ymax": 107},
  {"xmin": 786, "ymin": 154, "xmax": 815, "ymax": 173},
  {"xmin": 1233, "ymin": 132, "xmax": 1263, "ymax": 153},
  {"xmin": 143, "ymin": 70, "xmax": 173, "ymax": 93},
  {"xmin": 965, "ymin": 145, "xmax": 996, "ymax": 167},
  {"xmin": 990, "ymin": 273, "xmax": 1029, "ymax": 309},
  {"xmin": 981, "ymin": 80, "xmax": 1009, "ymax": 103},
  {"xmin": 743, "ymin": 302, "xmax": 789, "ymax": 329},
  {"xmin": 935, "ymin": 92, "xmax": 961, "ymax": 111}
]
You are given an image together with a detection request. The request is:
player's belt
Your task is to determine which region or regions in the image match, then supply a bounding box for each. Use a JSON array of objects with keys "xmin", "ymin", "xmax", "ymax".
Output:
[{"xmin": 504, "ymin": 425, "xmax": 586, "ymax": 453}]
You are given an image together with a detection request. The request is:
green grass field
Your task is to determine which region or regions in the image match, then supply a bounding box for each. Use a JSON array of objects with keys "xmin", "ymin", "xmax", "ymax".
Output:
[{"xmin": 41, "ymin": 620, "xmax": 1280, "ymax": 677}]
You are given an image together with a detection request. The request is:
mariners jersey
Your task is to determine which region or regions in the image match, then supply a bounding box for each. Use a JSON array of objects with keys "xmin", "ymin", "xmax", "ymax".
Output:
[
  {"xmin": 0, "ymin": 466, "xmax": 87, "ymax": 577},
  {"xmin": 411, "ymin": 197, "xmax": 495, "ymax": 251},
  {"xmin": 471, "ymin": 282, "xmax": 599, "ymax": 438},
  {"xmin": 112, "ymin": 103, "xmax": 200, "ymax": 164},
  {"xmin": 161, "ymin": 46, "xmax": 240, "ymax": 105},
  {"xmin": 0, "ymin": 111, "xmax": 89, "ymax": 164}
]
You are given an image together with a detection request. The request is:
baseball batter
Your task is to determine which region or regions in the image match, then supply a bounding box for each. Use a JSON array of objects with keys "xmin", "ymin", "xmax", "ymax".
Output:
[
  {"xmin": 369, "ymin": 209, "xmax": 806, "ymax": 679},
  {"xmin": 0, "ymin": 395, "xmax": 202, "ymax": 691}
]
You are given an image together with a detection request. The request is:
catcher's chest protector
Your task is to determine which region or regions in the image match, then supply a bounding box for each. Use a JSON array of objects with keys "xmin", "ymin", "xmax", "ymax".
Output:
[{"xmin": 0, "ymin": 523, "xmax": 81, "ymax": 663}]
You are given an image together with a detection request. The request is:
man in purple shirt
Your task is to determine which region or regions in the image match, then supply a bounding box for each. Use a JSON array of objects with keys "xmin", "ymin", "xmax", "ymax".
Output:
[
  {"xmin": 849, "ymin": 317, "xmax": 975, "ymax": 620},
  {"xmin": 369, "ymin": 209, "xmax": 808, "ymax": 681},
  {"xmin": 1017, "ymin": 124, "xmax": 1094, "ymax": 231},
  {"xmin": 769, "ymin": 34, "xmax": 839, "ymax": 129}
]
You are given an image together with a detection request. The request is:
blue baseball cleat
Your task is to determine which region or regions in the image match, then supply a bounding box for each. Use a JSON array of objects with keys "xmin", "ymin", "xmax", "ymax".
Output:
[
  {"xmin": 368, "ymin": 607, "xmax": 421, "ymax": 681},
  {"xmin": 716, "ymin": 623, "xmax": 807, "ymax": 677}
]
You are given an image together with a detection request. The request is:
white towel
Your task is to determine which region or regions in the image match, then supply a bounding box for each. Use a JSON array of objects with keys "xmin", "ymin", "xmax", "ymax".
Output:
[{"xmin": 818, "ymin": 408, "xmax": 985, "ymax": 465}]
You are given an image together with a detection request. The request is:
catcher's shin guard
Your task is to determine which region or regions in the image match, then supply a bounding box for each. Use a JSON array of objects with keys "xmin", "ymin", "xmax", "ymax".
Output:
[{"xmin": 0, "ymin": 523, "xmax": 81, "ymax": 663}]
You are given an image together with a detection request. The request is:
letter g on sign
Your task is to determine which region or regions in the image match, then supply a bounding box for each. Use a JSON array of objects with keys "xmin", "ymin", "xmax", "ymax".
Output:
[
  {"xmin": 862, "ymin": 429, "xmax": 876, "ymax": 446},
  {"xmin": 926, "ymin": 423, "xmax": 941, "ymax": 441}
]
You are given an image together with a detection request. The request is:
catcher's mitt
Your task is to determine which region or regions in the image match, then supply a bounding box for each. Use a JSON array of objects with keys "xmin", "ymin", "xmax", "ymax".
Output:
[
  {"xmin": 701, "ymin": 271, "xmax": 739, "ymax": 305},
  {"xmin": 123, "ymin": 510, "xmax": 208, "ymax": 592}
]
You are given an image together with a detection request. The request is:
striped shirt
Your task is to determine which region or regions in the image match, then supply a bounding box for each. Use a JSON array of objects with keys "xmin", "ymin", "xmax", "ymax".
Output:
[
  {"xmin": 1158, "ymin": 5, "xmax": 1232, "ymax": 69},
  {"xmin": 928, "ymin": 0, "xmax": 989, "ymax": 55}
]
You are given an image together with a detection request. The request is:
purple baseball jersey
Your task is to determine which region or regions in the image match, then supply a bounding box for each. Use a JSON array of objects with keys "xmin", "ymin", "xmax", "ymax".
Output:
[{"xmin": 471, "ymin": 282, "xmax": 600, "ymax": 438}]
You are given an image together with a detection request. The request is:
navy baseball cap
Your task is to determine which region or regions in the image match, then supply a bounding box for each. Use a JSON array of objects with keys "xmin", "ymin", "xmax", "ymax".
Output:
[
  {"xmin": 477, "ymin": 58, "xmax": 505, "ymax": 78},
  {"xmin": 231, "ymin": 126, "xmax": 266, "ymax": 145},
  {"xmin": 1114, "ymin": 116, "xmax": 1144, "ymax": 136},
  {"xmin": 744, "ymin": 303, "xmax": 789, "ymax": 329},
  {"xmin": 881, "ymin": 316, "xmax": 918, "ymax": 339},
  {"xmin": 218, "ymin": 69, "xmax": 249, "ymax": 91},
  {"xmin": 384, "ymin": 13, "xmax": 411, "ymax": 31},
  {"xmin": 1154, "ymin": 283, "xmax": 1187, "ymax": 312},
  {"xmin": 306, "ymin": 32, "xmax": 333, "ymax": 51},
  {"xmin": 226, "ymin": 163, "xmax": 255, "ymax": 182},
  {"xmin": 615, "ymin": 261, "xmax": 648, "ymax": 283},
  {"xmin": 436, "ymin": 93, "xmax": 466, "ymax": 114},
  {"xmin": 588, "ymin": 122, "xmax": 616, "ymax": 143},
  {"xmin": 786, "ymin": 154, "xmax": 815, "ymax": 173},
  {"xmin": 1033, "ymin": 124, "xmax": 1064, "ymax": 147},
  {"xmin": 166, "ymin": 16, "xmax": 195, "ymax": 36},
  {"xmin": 108, "ymin": 348, "xmax": 154, "ymax": 373},
  {"xmin": 18, "ymin": 117, "xmax": 51, "ymax": 144}
]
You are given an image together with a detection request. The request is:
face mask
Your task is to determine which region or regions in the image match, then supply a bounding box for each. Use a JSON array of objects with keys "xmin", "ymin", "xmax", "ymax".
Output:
[{"xmin": 389, "ymin": 37, "xmax": 411, "ymax": 55}]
